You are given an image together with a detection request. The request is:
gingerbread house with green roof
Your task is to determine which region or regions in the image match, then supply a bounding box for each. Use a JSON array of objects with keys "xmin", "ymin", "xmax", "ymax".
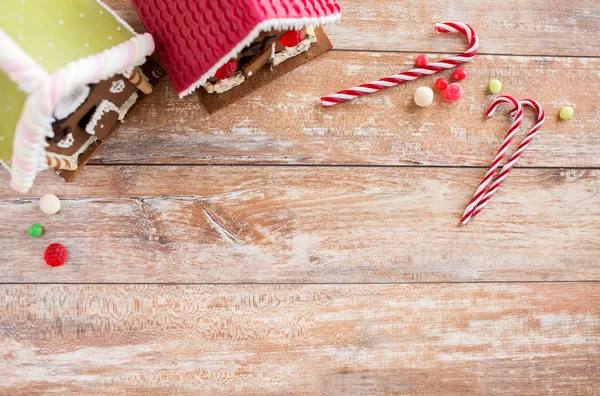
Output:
[{"xmin": 0, "ymin": 0, "xmax": 163, "ymax": 192}]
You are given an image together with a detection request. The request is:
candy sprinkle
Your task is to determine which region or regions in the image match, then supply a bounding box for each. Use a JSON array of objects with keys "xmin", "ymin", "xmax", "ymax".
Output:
[
  {"xmin": 435, "ymin": 78, "xmax": 449, "ymax": 91},
  {"xmin": 559, "ymin": 106, "xmax": 574, "ymax": 120},
  {"xmin": 443, "ymin": 83, "xmax": 464, "ymax": 102},
  {"xmin": 414, "ymin": 86, "xmax": 434, "ymax": 107},
  {"xmin": 489, "ymin": 79, "xmax": 502, "ymax": 94},
  {"xmin": 39, "ymin": 194, "xmax": 61, "ymax": 215},
  {"xmin": 415, "ymin": 54, "xmax": 429, "ymax": 68},
  {"xmin": 28, "ymin": 224, "xmax": 43, "ymax": 238},
  {"xmin": 44, "ymin": 243, "xmax": 68, "ymax": 267},
  {"xmin": 452, "ymin": 68, "xmax": 468, "ymax": 81}
]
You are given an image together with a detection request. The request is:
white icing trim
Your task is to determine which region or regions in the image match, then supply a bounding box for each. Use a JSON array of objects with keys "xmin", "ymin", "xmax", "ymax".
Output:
[
  {"xmin": 46, "ymin": 135, "xmax": 98, "ymax": 163},
  {"xmin": 118, "ymin": 92, "xmax": 139, "ymax": 120},
  {"xmin": 56, "ymin": 133, "xmax": 75, "ymax": 148},
  {"xmin": 53, "ymin": 85, "xmax": 91, "ymax": 120},
  {"xmin": 10, "ymin": 33, "xmax": 155, "ymax": 192},
  {"xmin": 271, "ymin": 34, "xmax": 315, "ymax": 66},
  {"xmin": 0, "ymin": 28, "xmax": 49, "ymax": 93},
  {"xmin": 85, "ymin": 100, "xmax": 120, "ymax": 135},
  {"xmin": 203, "ymin": 72, "xmax": 245, "ymax": 94},
  {"xmin": 178, "ymin": 13, "xmax": 341, "ymax": 98},
  {"xmin": 96, "ymin": 0, "xmax": 137, "ymax": 34}
]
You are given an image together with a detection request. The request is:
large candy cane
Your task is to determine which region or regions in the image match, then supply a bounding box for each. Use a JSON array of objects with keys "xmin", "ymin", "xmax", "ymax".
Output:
[
  {"xmin": 460, "ymin": 96, "xmax": 523, "ymax": 225},
  {"xmin": 320, "ymin": 22, "xmax": 479, "ymax": 107},
  {"xmin": 471, "ymin": 99, "xmax": 545, "ymax": 219}
]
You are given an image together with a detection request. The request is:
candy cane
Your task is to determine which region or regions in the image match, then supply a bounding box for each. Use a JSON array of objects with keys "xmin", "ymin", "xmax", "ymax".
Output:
[
  {"xmin": 320, "ymin": 22, "xmax": 479, "ymax": 107},
  {"xmin": 471, "ymin": 99, "xmax": 545, "ymax": 219},
  {"xmin": 460, "ymin": 96, "xmax": 523, "ymax": 225}
]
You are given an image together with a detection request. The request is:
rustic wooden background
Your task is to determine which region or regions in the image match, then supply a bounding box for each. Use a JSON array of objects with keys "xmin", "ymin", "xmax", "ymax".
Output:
[{"xmin": 1, "ymin": 0, "xmax": 599, "ymax": 394}]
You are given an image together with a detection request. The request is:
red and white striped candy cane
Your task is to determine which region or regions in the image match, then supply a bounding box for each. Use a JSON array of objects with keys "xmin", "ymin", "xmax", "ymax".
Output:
[
  {"xmin": 460, "ymin": 96, "xmax": 523, "ymax": 225},
  {"xmin": 471, "ymin": 99, "xmax": 545, "ymax": 219},
  {"xmin": 320, "ymin": 22, "xmax": 479, "ymax": 107}
]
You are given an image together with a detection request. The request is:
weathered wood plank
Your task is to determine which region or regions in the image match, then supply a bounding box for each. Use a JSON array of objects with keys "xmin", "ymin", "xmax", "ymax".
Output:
[
  {"xmin": 1, "ymin": 166, "xmax": 598, "ymax": 283},
  {"xmin": 90, "ymin": 53, "xmax": 600, "ymax": 168},
  {"xmin": 1, "ymin": 284, "xmax": 598, "ymax": 394},
  {"xmin": 105, "ymin": 0, "xmax": 600, "ymax": 57}
]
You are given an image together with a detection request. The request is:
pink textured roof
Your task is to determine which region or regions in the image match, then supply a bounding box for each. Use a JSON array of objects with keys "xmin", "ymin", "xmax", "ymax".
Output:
[{"xmin": 132, "ymin": 0, "xmax": 341, "ymax": 97}]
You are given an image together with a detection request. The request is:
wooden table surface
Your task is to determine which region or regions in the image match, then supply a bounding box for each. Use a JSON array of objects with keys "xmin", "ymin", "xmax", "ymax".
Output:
[{"xmin": 1, "ymin": 1, "xmax": 599, "ymax": 394}]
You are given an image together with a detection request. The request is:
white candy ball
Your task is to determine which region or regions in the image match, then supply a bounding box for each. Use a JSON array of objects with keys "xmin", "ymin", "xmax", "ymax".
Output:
[
  {"xmin": 414, "ymin": 86, "xmax": 434, "ymax": 107},
  {"xmin": 40, "ymin": 194, "xmax": 61, "ymax": 215}
]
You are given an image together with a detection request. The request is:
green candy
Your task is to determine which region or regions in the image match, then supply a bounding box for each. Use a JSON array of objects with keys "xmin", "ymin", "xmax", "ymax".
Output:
[
  {"xmin": 28, "ymin": 224, "xmax": 43, "ymax": 238},
  {"xmin": 489, "ymin": 79, "xmax": 502, "ymax": 94},
  {"xmin": 560, "ymin": 106, "xmax": 574, "ymax": 120}
]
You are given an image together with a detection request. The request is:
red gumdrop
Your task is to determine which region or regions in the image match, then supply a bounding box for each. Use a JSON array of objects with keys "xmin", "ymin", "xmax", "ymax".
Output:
[
  {"xmin": 443, "ymin": 83, "xmax": 464, "ymax": 102},
  {"xmin": 44, "ymin": 243, "xmax": 68, "ymax": 267},
  {"xmin": 452, "ymin": 68, "xmax": 468, "ymax": 81},
  {"xmin": 435, "ymin": 78, "xmax": 449, "ymax": 91},
  {"xmin": 213, "ymin": 60, "xmax": 238, "ymax": 80},
  {"xmin": 415, "ymin": 54, "xmax": 429, "ymax": 68},
  {"xmin": 280, "ymin": 29, "xmax": 305, "ymax": 47}
]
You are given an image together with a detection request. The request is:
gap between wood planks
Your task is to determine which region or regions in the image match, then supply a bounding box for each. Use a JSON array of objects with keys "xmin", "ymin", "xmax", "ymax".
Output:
[
  {"xmin": 2, "ymin": 281, "xmax": 600, "ymax": 285},
  {"xmin": 83, "ymin": 163, "xmax": 600, "ymax": 170},
  {"xmin": 330, "ymin": 48, "xmax": 600, "ymax": 60}
]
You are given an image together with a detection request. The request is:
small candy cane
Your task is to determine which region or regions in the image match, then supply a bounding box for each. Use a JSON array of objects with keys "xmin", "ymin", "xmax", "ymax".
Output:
[
  {"xmin": 471, "ymin": 99, "xmax": 545, "ymax": 218},
  {"xmin": 321, "ymin": 22, "xmax": 479, "ymax": 107},
  {"xmin": 460, "ymin": 96, "xmax": 523, "ymax": 225}
]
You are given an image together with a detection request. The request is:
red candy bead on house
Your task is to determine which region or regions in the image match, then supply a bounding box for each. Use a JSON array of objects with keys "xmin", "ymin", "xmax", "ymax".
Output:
[
  {"xmin": 44, "ymin": 243, "xmax": 68, "ymax": 267},
  {"xmin": 280, "ymin": 30, "xmax": 305, "ymax": 47},
  {"xmin": 452, "ymin": 68, "xmax": 468, "ymax": 81},
  {"xmin": 214, "ymin": 60, "xmax": 238, "ymax": 80},
  {"xmin": 415, "ymin": 54, "xmax": 429, "ymax": 68}
]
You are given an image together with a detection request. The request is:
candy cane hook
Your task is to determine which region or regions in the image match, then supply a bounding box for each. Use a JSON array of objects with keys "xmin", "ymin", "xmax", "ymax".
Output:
[
  {"xmin": 460, "ymin": 96, "xmax": 523, "ymax": 225},
  {"xmin": 471, "ymin": 99, "xmax": 545, "ymax": 219},
  {"xmin": 320, "ymin": 22, "xmax": 479, "ymax": 107}
]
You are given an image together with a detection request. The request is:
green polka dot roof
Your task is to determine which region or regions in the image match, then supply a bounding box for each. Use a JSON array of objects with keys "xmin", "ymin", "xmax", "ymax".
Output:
[
  {"xmin": 0, "ymin": 0, "xmax": 134, "ymax": 73},
  {"xmin": 0, "ymin": 0, "xmax": 135, "ymax": 169}
]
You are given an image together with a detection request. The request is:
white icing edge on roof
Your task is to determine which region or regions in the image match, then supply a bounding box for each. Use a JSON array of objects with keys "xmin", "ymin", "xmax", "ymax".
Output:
[{"xmin": 178, "ymin": 13, "xmax": 341, "ymax": 98}]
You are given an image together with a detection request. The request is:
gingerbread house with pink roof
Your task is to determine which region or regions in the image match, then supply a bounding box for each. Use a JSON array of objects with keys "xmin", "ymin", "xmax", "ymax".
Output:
[{"xmin": 132, "ymin": 0, "xmax": 341, "ymax": 112}]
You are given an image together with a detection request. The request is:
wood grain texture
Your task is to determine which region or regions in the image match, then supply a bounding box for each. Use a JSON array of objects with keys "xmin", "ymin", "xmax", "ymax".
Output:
[
  {"xmin": 1, "ymin": 166, "xmax": 598, "ymax": 283},
  {"xmin": 3, "ymin": 1, "xmax": 600, "ymax": 393},
  {"xmin": 104, "ymin": 0, "xmax": 600, "ymax": 57},
  {"xmin": 1, "ymin": 284, "xmax": 599, "ymax": 395},
  {"xmin": 87, "ymin": 53, "xmax": 600, "ymax": 168}
]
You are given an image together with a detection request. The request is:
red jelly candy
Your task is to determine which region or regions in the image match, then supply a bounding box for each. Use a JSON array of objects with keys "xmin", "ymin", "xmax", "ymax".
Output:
[
  {"xmin": 44, "ymin": 243, "xmax": 68, "ymax": 267},
  {"xmin": 435, "ymin": 78, "xmax": 449, "ymax": 91},
  {"xmin": 213, "ymin": 60, "xmax": 237, "ymax": 80},
  {"xmin": 443, "ymin": 83, "xmax": 464, "ymax": 102},
  {"xmin": 280, "ymin": 29, "xmax": 305, "ymax": 47},
  {"xmin": 452, "ymin": 68, "xmax": 468, "ymax": 81},
  {"xmin": 415, "ymin": 54, "xmax": 429, "ymax": 68}
]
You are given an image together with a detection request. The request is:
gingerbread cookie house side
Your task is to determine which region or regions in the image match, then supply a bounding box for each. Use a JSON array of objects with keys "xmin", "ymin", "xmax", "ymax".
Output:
[{"xmin": 131, "ymin": 0, "xmax": 341, "ymax": 113}]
